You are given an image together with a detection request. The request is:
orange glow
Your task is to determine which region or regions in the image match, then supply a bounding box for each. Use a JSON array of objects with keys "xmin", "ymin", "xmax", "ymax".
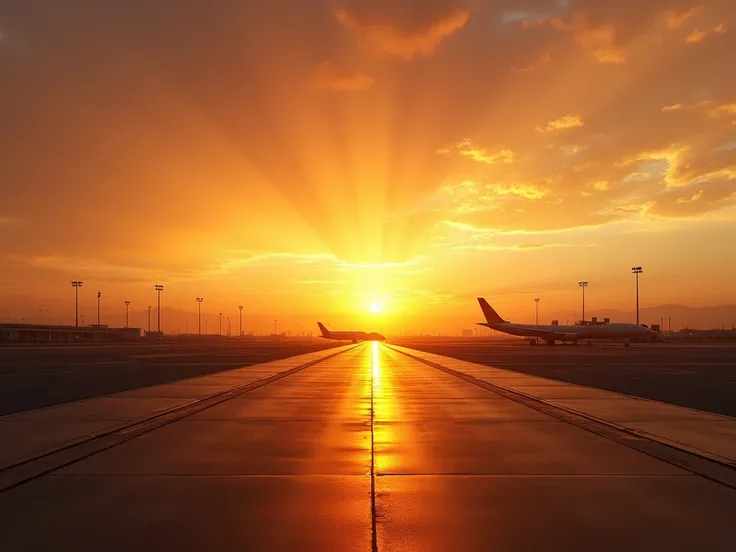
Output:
[{"xmin": 2, "ymin": 2, "xmax": 736, "ymax": 334}]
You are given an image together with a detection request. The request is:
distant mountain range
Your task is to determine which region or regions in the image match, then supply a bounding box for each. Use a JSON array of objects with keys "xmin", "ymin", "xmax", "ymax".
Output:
[{"xmin": 545, "ymin": 304, "xmax": 736, "ymax": 330}]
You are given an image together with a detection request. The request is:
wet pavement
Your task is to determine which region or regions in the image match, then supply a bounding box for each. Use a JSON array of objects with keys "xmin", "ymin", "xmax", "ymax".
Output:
[{"xmin": 1, "ymin": 343, "xmax": 735, "ymax": 551}]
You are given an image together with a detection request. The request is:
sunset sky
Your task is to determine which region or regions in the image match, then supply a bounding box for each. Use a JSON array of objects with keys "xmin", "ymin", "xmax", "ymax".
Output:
[{"xmin": 1, "ymin": 1, "xmax": 735, "ymax": 334}]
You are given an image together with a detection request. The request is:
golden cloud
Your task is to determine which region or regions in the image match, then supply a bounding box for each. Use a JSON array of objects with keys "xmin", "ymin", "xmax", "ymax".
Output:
[
  {"xmin": 489, "ymin": 183, "xmax": 550, "ymax": 200},
  {"xmin": 308, "ymin": 61, "xmax": 374, "ymax": 92},
  {"xmin": 662, "ymin": 100, "xmax": 736, "ymax": 119},
  {"xmin": 524, "ymin": 13, "xmax": 626, "ymax": 64},
  {"xmin": 536, "ymin": 114, "xmax": 585, "ymax": 133},
  {"xmin": 438, "ymin": 139, "xmax": 516, "ymax": 164},
  {"xmin": 334, "ymin": 7, "xmax": 469, "ymax": 60},
  {"xmin": 686, "ymin": 28, "xmax": 708, "ymax": 43},
  {"xmin": 665, "ymin": 5, "xmax": 705, "ymax": 29},
  {"xmin": 515, "ymin": 50, "xmax": 552, "ymax": 73}
]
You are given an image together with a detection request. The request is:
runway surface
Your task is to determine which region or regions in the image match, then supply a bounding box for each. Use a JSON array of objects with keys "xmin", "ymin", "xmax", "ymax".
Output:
[
  {"xmin": 1, "ymin": 343, "xmax": 734, "ymax": 551},
  {"xmin": 392, "ymin": 340, "xmax": 736, "ymax": 417},
  {"xmin": 0, "ymin": 341, "xmax": 339, "ymax": 416}
]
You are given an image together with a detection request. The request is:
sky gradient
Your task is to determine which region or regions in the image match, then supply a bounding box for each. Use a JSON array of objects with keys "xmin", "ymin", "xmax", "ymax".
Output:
[{"xmin": 1, "ymin": 1, "xmax": 735, "ymax": 333}]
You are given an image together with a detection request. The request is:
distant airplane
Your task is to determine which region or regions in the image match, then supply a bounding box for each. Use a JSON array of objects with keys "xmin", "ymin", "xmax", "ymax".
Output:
[
  {"xmin": 476, "ymin": 298, "xmax": 657, "ymax": 347},
  {"xmin": 317, "ymin": 322, "xmax": 385, "ymax": 343}
]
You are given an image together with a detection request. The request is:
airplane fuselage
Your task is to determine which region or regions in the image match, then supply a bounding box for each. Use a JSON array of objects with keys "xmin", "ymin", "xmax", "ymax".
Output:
[
  {"xmin": 317, "ymin": 323, "xmax": 385, "ymax": 342},
  {"xmin": 320, "ymin": 331, "xmax": 385, "ymax": 342},
  {"xmin": 479, "ymin": 322, "xmax": 655, "ymax": 343}
]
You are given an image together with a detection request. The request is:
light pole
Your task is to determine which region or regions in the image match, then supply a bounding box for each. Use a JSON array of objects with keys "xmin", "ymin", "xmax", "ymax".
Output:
[
  {"xmin": 124, "ymin": 301, "xmax": 130, "ymax": 328},
  {"xmin": 71, "ymin": 281, "xmax": 83, "ymax": 326},
  {"xmin": 534, "ymin": 298, "xmax": 540, "ymax": 325},
  {"xmin": 274, "ymin": 319, "xmax": 277, "ymax": 336},
  {"xmin": 227, "ymin": 316, "xmax": 231, "ymax": 337},
  {"xmin": 632, "ymin": 266, "xmax": 643, "ymax": 325},
  {"xmin": 578, "ymin": 282, "xmax": 588, "ymax": 323},
  {"xmin": 218, "ymin": 313, "xmax": 222, "ymax": 336},
  {"xmin": 238, "ymin": 306, "xmax": 243, "ymax": 337},
  {"xmin": 147, "ymin": 306, "xmax": 152, "ymax": 333},
  {"xmin": 155, "ymin": 285, "xmax": 164, "ymax": 333},
  {"xmin": 196, "ymin": 298, "xmax": 204, "ymax": 336}
]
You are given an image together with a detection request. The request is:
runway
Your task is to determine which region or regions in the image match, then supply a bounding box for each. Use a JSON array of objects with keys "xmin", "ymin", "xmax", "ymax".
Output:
[
  {"xmin": 0, "ymin": 341, "xmax": 339, "ymax": 416},
  {"xmin": 393, "ymin": 340, "xmax": 736, "ymax": 417},
  {"xmin": 1, "ymin": 343, "xmax": 734, "ymax": 551}
]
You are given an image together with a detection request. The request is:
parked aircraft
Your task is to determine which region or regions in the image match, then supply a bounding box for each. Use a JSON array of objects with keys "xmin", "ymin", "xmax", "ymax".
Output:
[
  {"xmin": 476, "ymin": 298, "xmax": 657, "ymax": 347},
  {"xmin": 317, "ymin": 322, "xmax": 385, "ymax": 343}
]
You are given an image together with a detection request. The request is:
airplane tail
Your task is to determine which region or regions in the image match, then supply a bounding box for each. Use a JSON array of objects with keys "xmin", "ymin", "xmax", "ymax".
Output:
[
  {"xmin": 317, "ymin": 322, "xmax": 330, "ymax": 337},
  {"xmin": 477, "ymin": 298, "xmax": 507, "ymax": 324}
]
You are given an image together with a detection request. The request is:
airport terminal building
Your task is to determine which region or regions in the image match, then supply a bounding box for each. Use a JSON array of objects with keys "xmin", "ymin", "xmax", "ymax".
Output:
[{"xmin": 0, "ymin": 323, "xmax": 141, "ymax": 343}]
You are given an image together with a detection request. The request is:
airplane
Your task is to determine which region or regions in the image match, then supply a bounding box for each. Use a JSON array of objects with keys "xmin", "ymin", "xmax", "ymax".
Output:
[
  {"xmin": 317, "ymin": 322, "xmax": 386, "ymax": 343},
  {"xmin": 476, "ymin": 298, "xmax": 657, "ymax": 347}
]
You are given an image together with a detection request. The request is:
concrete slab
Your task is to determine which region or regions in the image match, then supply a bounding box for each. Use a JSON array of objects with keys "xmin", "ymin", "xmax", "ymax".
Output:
[
  {"xmin": 108, "ymin": 383, "xmax": 238, "ymax": 399},
  {"xmin": 550, "ymin": 397, "xmax": 726, "ymax": 422},
  {"xmin": 499, "ymin": 384, "xmax": 624, "ymax": 399},
  {"xmin": 2, "ymin": 343, "xmax": 734, "ymax": 551},
  {"xmin": 61, "ymin": 420, "xmax": 371, "ymax": 475},
  {"xmin": 0, "ymin": 345, "xmax": 356, "ymax": 468},
  {"xmin": 625, "ymin": 420, "xmax": 736, "ymax": 461},
  {"xmin": 393, "ymin": 345, "xmax": 736, "ymax": 462},
  {"xmin": 376, "ymin": 475, "xmax": 736, "ymax": 552},
  {"xmin": 0, "ymin": 475, "xmax": 372, "ymax": 552},
  {"xmin": 9, "ymin": 397, "xmax": 194, "ymax": 422},
  {"xmin": 188, "ymin": 396, "xmax": 372, "ymax": 421},
  {"xmin": 373, "ymin": 420, "xmax": 685, "ymax": 475},
  {"xmin": 0, "ymin": 420, "xmax": 113, "ymax": 466},
  {"xmin": 373, "ymin": 397, "xmax": 552, "ymax": 422}
]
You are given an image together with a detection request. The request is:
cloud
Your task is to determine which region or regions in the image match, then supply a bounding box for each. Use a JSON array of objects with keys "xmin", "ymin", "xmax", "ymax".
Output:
[
  {"xmin": 661, "ymin": 100, "xmax": 736, "ymax": 119},
  {"xmin": 704, "ymin": 102, "xmax": 736, "ymax": 119},
  {"xmin": 514, "ymin": 50, "xmax": 552, "ymax": 73},
  {"xmin": 649, "ymin": 175, "xmax": 736, "ymax": 217},
  {"xmin": 440, "ymin": 139, "xmax": 516, "ymax": 164},
  {"xmin": 684, "ymin": 22, "xmax": 728, "ymax": 44},
  {"xmin": 334, "ymin": 6, "xmax": 469, "ymax": 60},
  {"xmin": 523, "ymin": 12, "xmax": 626, "ymax": 64},
  {"xmin": 666, "ymin": 5, "xmax": 705, "ymax": 29},
  {"xmin": 676, "ymin": 189, "xmax": 704, "ymax": 204},
  {"xmin": 489, "ymin": 183, "xmax": 550, "ymax": 200},
  {"xmin": 662, "ymin": 104, "xmax": 683, "ymax": 112},
  {"xmin": 308, "ymin": 61, "xmax": 374, "ymax": 92},
  {"xmin": 686, "ymin": 28, "xmax": 708, "ymax": 43},
  {"xmin": 536, "ymin": 115, "xmax": 584, "ymax": 133}
]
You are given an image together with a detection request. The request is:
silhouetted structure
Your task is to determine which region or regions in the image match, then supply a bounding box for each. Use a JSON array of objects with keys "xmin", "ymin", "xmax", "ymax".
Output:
[
  {"xmin": 0, "ymin": 323, "xmax": 141, "ymax": 343},
  {"xmin": 632, "ymin": 266, "xmax": 643, "ymax": 325},
  {"xmin": 578, "ymin": 281, "xmax": 588, "ymax": 322}
]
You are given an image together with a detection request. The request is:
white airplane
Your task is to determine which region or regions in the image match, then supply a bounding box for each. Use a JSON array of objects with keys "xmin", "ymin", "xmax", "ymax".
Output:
[
  {"xmin": 476, "ymin": 298, "xmax": 657, "ymax": 347},
  {"xmin": 317, "ymin": 322, "xmax": 386, "ymax": 343}
]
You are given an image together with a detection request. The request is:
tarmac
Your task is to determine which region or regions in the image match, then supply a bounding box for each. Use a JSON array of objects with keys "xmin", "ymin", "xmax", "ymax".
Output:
[
  {"xmin": 394, "ymin": 339, "xmax": 736, "ymax": 417},
  {"xmin": 1, "ymin": 342, "xmax": 735, "ymax": 551},
  {"xmin": 0, "ymin": 340, "xmax": 339, "ymax": 416}
]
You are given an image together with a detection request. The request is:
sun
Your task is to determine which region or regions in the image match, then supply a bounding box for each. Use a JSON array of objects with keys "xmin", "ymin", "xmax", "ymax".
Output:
[{"xmin": 370, "ymin": 301, "xmax": 382, "ymax": 313}]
